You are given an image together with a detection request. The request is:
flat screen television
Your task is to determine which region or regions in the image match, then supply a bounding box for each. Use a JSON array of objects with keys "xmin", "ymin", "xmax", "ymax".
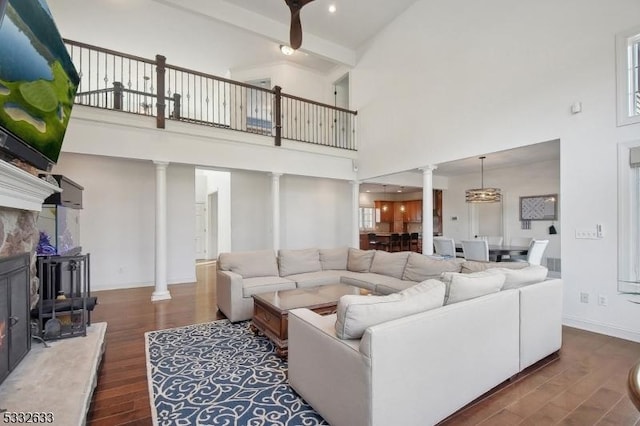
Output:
[{"xmin": 0, "ymin": 0, "xmax": 79, "ymax": 171}]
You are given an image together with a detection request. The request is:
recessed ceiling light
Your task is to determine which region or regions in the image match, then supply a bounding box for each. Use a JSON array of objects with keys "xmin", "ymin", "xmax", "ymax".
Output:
[
  {"xmin": 280, "ymin": 45, "xmax": 294, "ymax": 56},
  {"xmin": 328, "ymin": 4, "xmax": 336, "ymax": 13}
]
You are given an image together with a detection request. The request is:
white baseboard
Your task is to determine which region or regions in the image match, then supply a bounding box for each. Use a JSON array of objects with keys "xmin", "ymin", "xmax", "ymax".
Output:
[
  {"xmin": 93, "ymin": 275, "xmax": 197, "ymax": 292},
  {"xmin": 563, "ymin": 315, "xmax": 640, "ymax": 343}
]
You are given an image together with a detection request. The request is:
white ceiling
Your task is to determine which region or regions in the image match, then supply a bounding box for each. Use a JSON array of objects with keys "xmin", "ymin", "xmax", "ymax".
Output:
[
  {"xmin": 151, "ymin": 0, "xmax": 420, "ymax": 72},
  {"xmin": 225, "ymin": 0, "xmax": 421, "ymax": 50}
]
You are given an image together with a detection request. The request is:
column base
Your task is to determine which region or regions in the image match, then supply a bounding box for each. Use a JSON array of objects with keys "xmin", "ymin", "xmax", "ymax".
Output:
[{"xmin": 151, "ymin": 290, "xmax": 171, "ymax": 301}]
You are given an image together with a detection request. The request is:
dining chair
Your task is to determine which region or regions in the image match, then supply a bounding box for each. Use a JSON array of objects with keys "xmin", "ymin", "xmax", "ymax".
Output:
[
  {"xmin": 409, "ymin": 233, "xmax": 420, "ymax": 252},
  {"xmin": 526, "ymin": 239, "xmax": 549, "ymax": 265},
  {"xmin": 433, "ymin": 237, "xmax": 456, "ymax": 258},
  {"xmin": 461, "ymin": 239, "xmax": 489, "ymax": 262},
  {"xmin": 401, "ymin": 233, "xmax": 411, "ymax": 251},
  {"xmin": 510, "ymin": 236, "xmax": 533, "ymax": 247},
  {"xmin": 389, "ymin": 233, "xmax": 402, "ymax": 252}
]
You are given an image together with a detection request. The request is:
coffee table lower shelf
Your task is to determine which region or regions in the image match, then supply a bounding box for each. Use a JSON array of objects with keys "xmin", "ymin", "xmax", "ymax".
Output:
[{"xmin": 251, "ymin": 299, "xmax": 338, "ymax": 358}]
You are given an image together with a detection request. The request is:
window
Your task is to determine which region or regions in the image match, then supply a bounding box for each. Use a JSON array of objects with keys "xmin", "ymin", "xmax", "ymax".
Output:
[
  {"xmin": 616, "ymin": 26, "xmax": 640, "ymax": 126},
  {"xmin": 618, "ymin": 142, "xmax": 640, "ymax": 294},
  {"xmin": 359, "ymin": 207, "xmax": 374, "ymax": 230}
]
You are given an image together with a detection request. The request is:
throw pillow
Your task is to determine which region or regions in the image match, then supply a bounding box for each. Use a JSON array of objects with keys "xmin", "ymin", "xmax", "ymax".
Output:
[
  {"xmin": 217, "ymin": 250, "xmax": 279, "ymax": 278},
  {"xmin": 402, "ymin": 252, "xmax": 463, "ymax": 282},
  {"xmin": 370, "ymin": 251, "xmax": 410, "ymax": 279},
  {"xmin": 334, "ymin": 279, "xmax": 445, "ymax": 340},
  {"xmin": 319, "ymin": 247, "xmax": 349, "ymax": 270},
  {"xmin": 461, "ymin": 260, "xmax": 530, "ymax": 274},
  {"xmin": 440, "ymin": 270, "xmax": 506, "ymax": 305},
  {"xmin": 493, "ymin": 265, "xmax": 548, "ymax": 289},
  {"xmin": 347, "ymin": 248, "xmax": 375, "ymax": 273},
  {"xmin": 278, "ymin": 248, "xmax": 321, "ymax": 276}
]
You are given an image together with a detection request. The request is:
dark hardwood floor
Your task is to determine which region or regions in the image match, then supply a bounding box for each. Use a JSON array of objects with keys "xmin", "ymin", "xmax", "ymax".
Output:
[{"xmin": 87, "ymin": 263, "xmax": 640, "ymax": 425}]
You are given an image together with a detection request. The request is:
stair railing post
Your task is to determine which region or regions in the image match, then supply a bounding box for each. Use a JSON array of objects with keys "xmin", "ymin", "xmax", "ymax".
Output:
[
  {"xmin": 156, "ymin": 55, "xmax": 166, "ymax": 129},
  {"xmin": 113, "ymin": 82, "xmax": 123, "ymax": 110},
  {"xmin": 274, "ymin": 85, "xmax": 282, "ymax": 146}
]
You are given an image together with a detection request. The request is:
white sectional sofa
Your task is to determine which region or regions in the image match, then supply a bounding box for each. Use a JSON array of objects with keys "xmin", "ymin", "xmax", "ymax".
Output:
[
  {"xmin": 217, "ymin": 246, "xmax": 562, "ymax": 425},
  {"xmin": 216, "ymin": 247, "xmax": 466, "ymax": 322},
  {"xmin": 288, "ymin": 276, "xmax": 562, "ymax": 426}
]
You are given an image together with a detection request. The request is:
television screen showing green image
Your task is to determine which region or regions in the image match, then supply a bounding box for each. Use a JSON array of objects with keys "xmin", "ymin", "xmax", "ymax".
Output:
[{"xmin": 0, "ymin": 0, "xmax": 79, "ymax": 170}]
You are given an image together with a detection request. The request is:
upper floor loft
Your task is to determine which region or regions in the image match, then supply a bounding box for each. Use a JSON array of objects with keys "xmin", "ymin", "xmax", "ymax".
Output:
[{"xmin": 64, "ymin": 39, "xmax": 357, "ymax": 154}]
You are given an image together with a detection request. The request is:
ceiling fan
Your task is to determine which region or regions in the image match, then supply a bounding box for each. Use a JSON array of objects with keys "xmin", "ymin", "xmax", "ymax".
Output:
[{"xmin": 284, "ymin": 0, "xmax": 314, "ymax": 50}]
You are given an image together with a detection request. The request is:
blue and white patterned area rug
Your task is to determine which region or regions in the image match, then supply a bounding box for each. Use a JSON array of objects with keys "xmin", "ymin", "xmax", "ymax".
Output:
[{"xmin": 145, "ymin": 320, "xmax": 328, "ymax": 426}]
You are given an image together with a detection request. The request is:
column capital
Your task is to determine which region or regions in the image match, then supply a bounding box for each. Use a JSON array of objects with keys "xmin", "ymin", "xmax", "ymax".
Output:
[
  {"xmin": 350, "ymin": 180, "xmax": 360, "ymax": 185},
  {"xmin": 270, "ymin": 172, "xmax": 283, "ymax": 178},
  {"xmin": 419, "ymin": 165, "xmax": 438, "ymax": 173},
  {"xmin": 153, "ymin": 160, "xmax": 169, "ymax": 168}
]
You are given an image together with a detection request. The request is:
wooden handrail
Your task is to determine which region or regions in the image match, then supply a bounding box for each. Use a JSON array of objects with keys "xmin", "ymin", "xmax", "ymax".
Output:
[
  {"xmin": 630, "ymin": 361, "xmax": 640, "ymax": 411},
  {"xmin": 63, "ymin": 38, "xmax": 155, "ymax": 65},
  {"xmin": 281, "ymin": 91, "xmax": 358, "ymax": 115}
]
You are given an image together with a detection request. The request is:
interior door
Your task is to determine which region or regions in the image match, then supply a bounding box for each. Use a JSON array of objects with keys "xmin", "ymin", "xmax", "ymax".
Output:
[{"xmin": 208, "ymin": 192, "xmax": 219, "ymax": 260}]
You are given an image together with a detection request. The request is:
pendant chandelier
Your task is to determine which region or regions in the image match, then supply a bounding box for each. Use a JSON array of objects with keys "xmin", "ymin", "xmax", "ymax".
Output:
[{"xmin": 465, "ymin": 156, "xmax": 501, "ymax": 203}]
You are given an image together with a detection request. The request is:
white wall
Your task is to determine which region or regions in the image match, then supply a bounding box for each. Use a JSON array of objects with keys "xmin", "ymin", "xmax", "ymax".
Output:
[
  {"xmin": 231, "ymin": 63, "xmax": 334, "ymax": 106},
  {"xmin": 230, "ymin": 170, "xmax": 271, "ymax": 251},
  {"xmin": 228, "ymin": 172, "xmax": 353, "ymax": 251},
  {"xmin": 353, "ymin": 0, "xmax": 640, "ymax": 341},
  {"xmin": 280, "ymin": 175, "xmax": 353, "ymax": 249},
  {"xmin": 52, "ymin": 153, "xmax": 196, "ymax": 290}
]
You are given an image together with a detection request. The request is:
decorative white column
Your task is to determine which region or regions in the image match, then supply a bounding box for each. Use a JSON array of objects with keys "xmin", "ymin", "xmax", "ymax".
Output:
[
  {"xmin": 152, "ymin": 161, "xmax": 171, "ymax": 301},
  {"xmin": 271, "ymin": 173, "xmax": 282, "ymax": 251},
  {"xmin": 420, "ymin": 165, "xmax": 437, "ymax": 255},
  {"xmin": 351, "ymin": 181, "xmax": 360, "ymax": 248}
]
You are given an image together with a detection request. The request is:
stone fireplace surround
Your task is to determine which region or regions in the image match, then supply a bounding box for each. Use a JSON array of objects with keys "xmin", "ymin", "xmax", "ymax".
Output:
[{"xmin": 0, "ymin": 160, "xmax": 108, "ymax": 423}]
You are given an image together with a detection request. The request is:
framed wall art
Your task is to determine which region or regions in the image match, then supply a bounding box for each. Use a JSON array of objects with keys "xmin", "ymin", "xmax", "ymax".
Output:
[{"xmin": 519, "ymin": 194, "xmax": 557, "ymax": 221}]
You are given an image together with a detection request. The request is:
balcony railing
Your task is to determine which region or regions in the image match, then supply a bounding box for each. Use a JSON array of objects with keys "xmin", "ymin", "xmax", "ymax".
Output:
[{"xmin": 65, "ymin": 40, "xmax": 357, "ymax": 151}]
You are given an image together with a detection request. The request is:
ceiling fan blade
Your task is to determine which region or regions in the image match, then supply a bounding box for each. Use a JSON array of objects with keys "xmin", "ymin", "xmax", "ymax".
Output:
[
  {"xmin": 290, "ymin": 12, "xmax": 303, "ymax": 50},
  {"xmin": 284, "ymin": 0, "xmax": 314, "ymax": 50}
]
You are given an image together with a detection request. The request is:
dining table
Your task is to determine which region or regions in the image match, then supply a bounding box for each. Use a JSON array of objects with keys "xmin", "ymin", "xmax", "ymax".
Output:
[{"xmin": 455, "ymin": 243, "xmax": 529, "ymax": 262}]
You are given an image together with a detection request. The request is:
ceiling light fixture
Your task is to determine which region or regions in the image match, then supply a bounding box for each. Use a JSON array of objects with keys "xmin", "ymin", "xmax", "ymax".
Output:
[
  {"xmin": 280, "ymin": 45, "xmax": 294, "ymax": 56},
  {"xmin": 465, "ymin": 156, "xmax": 502, "ymax": 203},
  {"xmin": 328, "ymin": 4, "xmax": 336, "ymax": 13}
]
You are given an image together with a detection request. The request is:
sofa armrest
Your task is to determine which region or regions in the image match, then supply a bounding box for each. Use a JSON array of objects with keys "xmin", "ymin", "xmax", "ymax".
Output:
[
  {"xmin": 216, "ymin": 270, "xmax": 244, "ymax": 321},
  {"xmin": 518, "ymin": 278, "xmax": 563, "ymax": 370},
  {"xmin": 288, "ymin": 308, "xmax": 370, "ymax": 426}
]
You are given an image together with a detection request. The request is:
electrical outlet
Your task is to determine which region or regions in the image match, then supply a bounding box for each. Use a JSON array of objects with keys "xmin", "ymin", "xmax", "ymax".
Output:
[
  {"xmin": 598, "ymin": 295, "xmax": 608, "ymax": 306},
  {"xmin": 580, "ymin": 292, "xmax": 589, "ymax": 303}
]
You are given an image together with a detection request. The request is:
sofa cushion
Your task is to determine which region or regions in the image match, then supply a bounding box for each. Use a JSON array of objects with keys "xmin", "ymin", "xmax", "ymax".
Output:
[
  {"xmin": 370, "ymin": 251, "xmax": 410, "ymax": 279},
  {"xmin": 493, "ymin": 265, "xmax": 548, "ymax": 290},
  {"xmin": 440, "ymin": 270, "xmax": 506, "ymax": 304},
  {"xmin": 334, "ymin": 279, "xmax": 446, "ymax": 339},
  {"xmin": 278, "ymin": 248, "xmax": 322, "ymax": 277},
  {"xmin": 287, "ymin": 270, "xmax": 346, "ymax": 288},
  {"xmin": 402, "ymin": 252, "xmax": 463, "ymax": 282},
  {"xmin": 242, "ymin": 276, "xmax": 297, "ymax": 297},
  {"xmin": 319, "ymin": 247, "xmax": 349, "ymax": 270},
  {"xmin": 347, "ymin": 248, "xmax": 375, "ymax": 272},
  {"xmin": 218, "ymin": 250, "xmax": 279, "ymax": 278},
  {"xmin": 461, "ymin": 260, "xmax": 530, "ymax": 274}
]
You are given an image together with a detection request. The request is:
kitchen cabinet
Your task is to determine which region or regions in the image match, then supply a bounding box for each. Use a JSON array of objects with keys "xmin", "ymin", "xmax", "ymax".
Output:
[{"xmin": 374, "ymin": 201, "xmax": 393, "ymax": 223}]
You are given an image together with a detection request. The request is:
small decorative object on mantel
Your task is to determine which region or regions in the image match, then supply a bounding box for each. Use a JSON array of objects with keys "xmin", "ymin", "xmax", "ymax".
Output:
[
  {"xmin": 521, "ymin": 220, "xmax": 531, "ymax": 230},
  {"xmin": 520, "ymin": 194, "xmax": 558, "ymax": 221},
  {"xmin": 549, "ymin": 222, "xmax": 558, "ymax": 234}
]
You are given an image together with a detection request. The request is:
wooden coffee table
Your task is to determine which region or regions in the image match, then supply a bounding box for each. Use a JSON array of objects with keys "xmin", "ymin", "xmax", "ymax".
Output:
[{"xmin": 251, "ymin": 283, "xmax": 369, "ymax": 358}]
